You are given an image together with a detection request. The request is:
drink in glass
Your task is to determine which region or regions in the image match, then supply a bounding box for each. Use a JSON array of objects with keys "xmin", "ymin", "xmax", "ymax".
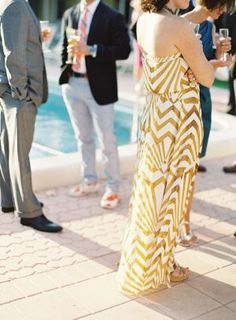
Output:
[
  {"xmin": 194, "ymin": 24, "xmax": 200, "ymax": 35},
  {"xmin": 40, "ymin": 21, "xmax": 51, "ymax": 50},
  {"xmin": 219, "ymin": 28, "xmax": 229, "ymax": 61},
  {"xmin": 66, "ymin": 28, "xmax": 80, "ymax": 64}
]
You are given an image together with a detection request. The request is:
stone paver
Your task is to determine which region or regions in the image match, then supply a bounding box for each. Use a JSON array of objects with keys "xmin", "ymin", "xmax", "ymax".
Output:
[
  {"xmin": 82, "ymin": 300, "xmax": 174, "ymax": 320},
  {"xmin": 226, "ymin": 300, "xmax": 236, "ymax": 313},
  {"xmin": 138, "ymin": 283, "xmax": 220, "ymax": 320},
  {"xmin": 0, "ymin": 71, "xmax": 236, "ymax": 319},
  {"xmin": 192, "ymin": 307, "xmax": 236, "ymax": 320},
  {"xmin": 188, "ymin": 264, "xmax": 236, "ymax": 304}
]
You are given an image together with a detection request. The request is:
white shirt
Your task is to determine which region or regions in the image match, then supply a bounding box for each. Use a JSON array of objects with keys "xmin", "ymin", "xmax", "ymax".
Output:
[
  {"xmin": 78, "ymin": 0, "xmax": 100, "ymax": 73},
  {"xmin": 80, "ymin": 0, "xmax": 100, "ymax": 33}
]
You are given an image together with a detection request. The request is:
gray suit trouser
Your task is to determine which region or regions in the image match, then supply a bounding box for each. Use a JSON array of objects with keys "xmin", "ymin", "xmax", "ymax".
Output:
[{"xmin": 0, "ymin": 86, "xmax": 42, "ymax": 218}]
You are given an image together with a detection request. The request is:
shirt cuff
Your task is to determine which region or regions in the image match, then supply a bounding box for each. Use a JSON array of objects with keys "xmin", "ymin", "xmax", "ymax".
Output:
[{"xmin": 90, "ymin": 44, "xmax": 97, "ymax": 58}]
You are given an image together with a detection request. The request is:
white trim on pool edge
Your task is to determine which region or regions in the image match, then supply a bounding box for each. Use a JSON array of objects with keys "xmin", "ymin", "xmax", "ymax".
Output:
[{"xmin": 31, "ymin": 109, "xmax": 236, "ymax": 191}]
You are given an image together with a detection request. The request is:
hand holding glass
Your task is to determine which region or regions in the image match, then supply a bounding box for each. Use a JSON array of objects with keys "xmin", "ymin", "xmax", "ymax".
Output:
[
  {"xmin": 219, "ymin": 28, "xmax": 229, "ymax": 61},
  {"xmin": 66, "ymin": 28, "xmax": 80, "ymax": 65},
  {"xmin": 40, "ymin": 21, "xmax": 52, "ymax": 49}
]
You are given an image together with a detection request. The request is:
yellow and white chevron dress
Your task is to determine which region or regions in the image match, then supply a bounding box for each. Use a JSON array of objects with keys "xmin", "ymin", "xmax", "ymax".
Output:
[{"xmin": 118, "ymin": 52, "xmax": 203, "ymax": 295}]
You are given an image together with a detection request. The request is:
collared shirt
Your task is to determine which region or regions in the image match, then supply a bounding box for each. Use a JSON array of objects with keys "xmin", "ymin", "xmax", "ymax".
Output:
[
  {"xmin": 78, "ymin": 0, "xmax": 100, "ymax": 73},
  {"xmin": 80, "ymin": 0, "xmax": 100, "ymax": 34}
]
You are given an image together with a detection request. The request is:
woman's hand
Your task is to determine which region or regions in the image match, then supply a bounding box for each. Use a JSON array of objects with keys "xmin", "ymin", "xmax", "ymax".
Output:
[
  {"xmin": 210, "ymin": 54, "xmax": 234, "ymax": 69},
  {"xmin": 215, "ymin": 34, "xmax": 232, "ymax": 59}
]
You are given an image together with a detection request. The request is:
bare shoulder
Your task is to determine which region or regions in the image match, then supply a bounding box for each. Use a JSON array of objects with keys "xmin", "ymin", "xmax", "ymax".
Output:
[
  {"xmin": 137, "ymin": 12, "xmax": 150, "ymax": 25},
  {"xmin": 167, "ymin": 15, "xmax": 191, "ymax": 31},
  {"xmin": 174, "ymin": 17, "xmax": 194, "ymax": 38},
  {"xmin": 138, "ymin": 13, "xmax": 190, "ymax": 28}
]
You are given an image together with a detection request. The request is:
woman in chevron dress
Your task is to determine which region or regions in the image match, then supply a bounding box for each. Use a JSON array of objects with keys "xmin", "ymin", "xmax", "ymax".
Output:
[{"xmin": 118, "ymin": 0, "xmax": 215, "ymax": 295}]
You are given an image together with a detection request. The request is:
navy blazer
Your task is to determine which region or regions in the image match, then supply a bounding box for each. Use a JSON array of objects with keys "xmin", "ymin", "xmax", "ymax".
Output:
[{"xmin": 59, "ymin": 1, "xmax": 131, "ymax": 105}]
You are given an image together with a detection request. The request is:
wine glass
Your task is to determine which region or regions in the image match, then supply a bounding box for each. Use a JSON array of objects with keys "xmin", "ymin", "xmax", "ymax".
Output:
[
  {"xmin": 194, "ymin": 24, "xmax": 200, "ymax": 35},
  {"xmin": 66, "ymin": 28, "xmax": 80, "ymax": 65},
  {"xmin": 190, "ymin": 22, "xmax": 200, "ymax": 35},
  {"xmin": 40, "ymin": 21, "xmax": 52, "ymax": 51},
  {"xmin": 219, "ymin": 28, "xmax": 229, "ymax": 61}
]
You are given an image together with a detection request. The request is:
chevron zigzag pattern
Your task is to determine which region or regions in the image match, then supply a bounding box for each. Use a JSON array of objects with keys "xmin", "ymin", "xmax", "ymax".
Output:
[{"xmin": 118, "ymin": 51, "xmax": 203, "ymax": 295}]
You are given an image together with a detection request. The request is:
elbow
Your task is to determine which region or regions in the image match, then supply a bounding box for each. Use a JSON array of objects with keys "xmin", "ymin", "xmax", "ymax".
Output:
[
  {"xmin": 199, "ymin": 68, "xmax": 215, "ymax": 88},
  {"xmin": 123, "ymin": 51, "xmax": 131, "ymax": 60},
  {"xmin": 119, "ymin": 46, "xmax": 131, "ymax": 60},
  {"xmin": 202, "ymin": 73, "xmax": 215, "ymax": 88}
]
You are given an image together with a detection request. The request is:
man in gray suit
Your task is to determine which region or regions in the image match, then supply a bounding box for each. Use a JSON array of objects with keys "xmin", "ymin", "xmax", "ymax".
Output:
[{"xmin": 0, "ymin": 0, "xmax": 62, "ymax": 232}]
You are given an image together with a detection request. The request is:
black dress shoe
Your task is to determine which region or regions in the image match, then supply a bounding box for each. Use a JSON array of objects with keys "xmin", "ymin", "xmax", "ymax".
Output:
[
  {"xmin": 227, "ymin": 108, "xmax": 236, "ymax": 116},
  {"xmin": 223, "ymin": 164, "xmax": 236, "ymax": 173},
  {"xmin": 2, "ymin": 202, "xmax": 44, "ymax": 213},
  {"xmin": 20, "ymin": 214, "xmax": 62, "ymax": 233},
  {"xmin": 198, "ymin": 165, "xmax": 207, "ymax": 172},
  {"xmin": 2, "ymin": 206, "xmax": 15, "ymax": 213},
  {"xmin": 234, "ymin": 231, "xmax": 236, "ymax": 237}
]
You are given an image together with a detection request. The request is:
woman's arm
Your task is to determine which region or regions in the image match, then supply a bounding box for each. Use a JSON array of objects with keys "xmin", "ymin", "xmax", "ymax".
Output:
[{"xmin": 175, "ymin": 18, "xmax": 215, "ymax": 87}]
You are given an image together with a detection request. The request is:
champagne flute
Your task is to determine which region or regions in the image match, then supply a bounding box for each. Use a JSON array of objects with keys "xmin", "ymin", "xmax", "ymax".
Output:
[
  {"xmin": 194, "ymin": 24, "xmax": 200, "ymax": 35},
  {"xmin": 190, "ymin": 22, "xmax": 200, "ymax": 35},
  {"xmin": 40, "ymin": 20, "xmax": 52, "ymax": 51},
  {"xmin": 66, "ymin": 28, "xmax": 80, "ymax": 64},
  {"xmin": 219, "ymin": 28, "xmax": 229, "ymax": 61}
]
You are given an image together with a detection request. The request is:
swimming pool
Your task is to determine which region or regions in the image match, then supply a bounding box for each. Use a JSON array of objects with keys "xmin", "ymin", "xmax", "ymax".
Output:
[
  {"xmin": 30, "ymin": 84, "xmax": 236, "ymax": 191},
  {"xmin": 31, "ymin": 85, "xmax": 133, "ymax": 159},
  {"xmin": 31, "ymin": 85, "xmax": 224, "ymax": 159},
  {"xmin": 30, "ymin": 84, "xmax": 225, "ymax": 159}
]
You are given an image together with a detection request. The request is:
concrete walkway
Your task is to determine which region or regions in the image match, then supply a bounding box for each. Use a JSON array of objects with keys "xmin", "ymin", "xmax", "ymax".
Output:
[
  {"xmin": 0, "ymin": 64, "xmax": 236, "ymax": 319},
  {"xmin": 0, "ymin": 152, "xmax": 236, "ymax": 320}
]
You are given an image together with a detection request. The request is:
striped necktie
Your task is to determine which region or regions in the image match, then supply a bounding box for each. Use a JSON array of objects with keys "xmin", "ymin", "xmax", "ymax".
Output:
[{"xmin": 72, "ymin": 6, "xmax": 89, "ymax": 72}]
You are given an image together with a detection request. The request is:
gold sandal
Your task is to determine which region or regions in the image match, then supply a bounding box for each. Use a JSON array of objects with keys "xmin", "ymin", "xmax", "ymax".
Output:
[
  {"xmin": 170, "ymin": 263, "xmax": 190, "ymax": 282},
  {"xmin": 180, "ymin": 222, "xmax": 198, "ymax": 247}
]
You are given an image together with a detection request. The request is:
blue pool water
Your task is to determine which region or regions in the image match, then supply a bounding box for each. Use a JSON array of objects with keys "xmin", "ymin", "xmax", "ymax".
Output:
[
  {"xmin": 31, "ymin": 85, "xmax": 133, "ymax": 159},
  {"xmin": 30, "ymin": 85, "xmax": 222, "ymax": 159}
]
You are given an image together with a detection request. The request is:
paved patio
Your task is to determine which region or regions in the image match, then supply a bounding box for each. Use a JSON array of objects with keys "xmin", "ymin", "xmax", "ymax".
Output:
[
  {"xmin": 0, "ymin": 152, "xmax": 236, "ymax": 319},
  {"xmin": 0, "ymin": 65, "xmax": 236, "ymax": 319}
]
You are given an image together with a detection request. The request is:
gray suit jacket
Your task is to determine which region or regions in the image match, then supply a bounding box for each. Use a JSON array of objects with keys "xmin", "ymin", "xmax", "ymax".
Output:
[{"xmin": 0, "ymin": 0, "xmax": 48, "ymax": 106}]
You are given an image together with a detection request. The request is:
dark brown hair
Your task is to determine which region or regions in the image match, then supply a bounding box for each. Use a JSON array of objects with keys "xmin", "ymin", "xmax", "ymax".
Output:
[
  {"xmin": 199, "ymin": 0, "xmax": 235, "ymax": 12},
  {"xmin": 141, "ymin": 0, "xmax": 169, "ymax": 13}
]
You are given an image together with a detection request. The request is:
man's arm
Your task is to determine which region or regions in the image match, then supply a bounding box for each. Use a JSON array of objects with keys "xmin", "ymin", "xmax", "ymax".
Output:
[
  {"xmin": 60, "ymin": 10, "xmax": 70, "ymax": 68},
  {"xmin": 95, "ymin": 13, "xmax": 131, "ymax": 61},
  {"xmin": 1, "ymin": 2, "xmax": 29, "ymax": 100}
]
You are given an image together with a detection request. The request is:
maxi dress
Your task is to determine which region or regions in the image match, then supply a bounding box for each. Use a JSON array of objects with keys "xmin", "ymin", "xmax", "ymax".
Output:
[{"xmin": 118, "ymin": 51, "xmax": 203, "ymax": 295}]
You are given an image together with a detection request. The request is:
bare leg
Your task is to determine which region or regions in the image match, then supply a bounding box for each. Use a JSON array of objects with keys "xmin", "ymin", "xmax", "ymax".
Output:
[
  {"xmin": 183, "ymin": 182, "xmax": 195, "ymax": 234},
  {"xmin": 180, "ymin": 181, "xmax": 198, "ymax": 247}
]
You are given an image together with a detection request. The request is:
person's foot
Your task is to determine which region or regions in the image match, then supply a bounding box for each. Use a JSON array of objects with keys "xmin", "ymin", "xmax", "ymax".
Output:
[
  {"xmin": 2, "ymin": 202, "xmax": 44, "ymax": 213},
  {"xmin": 223, "ymin": 164, "xmax": 236, "ymax": 173},
  {"xmin": 170, "ymin": 263, "xmax": 190, "ymax": 282},
  {"xmin": 234, "ymin": 231, "xmax": 236, "ymax": 237},
  {"xmin": 1, "ymin": 206, "xmax": 15, "ymax": 213},
  {"xmin": 68, "ymin": 182, "xmax": 99, "ymax": 197},
  {"xmin": 20, "ymin": 214, "xmax": 62, "ymax": 233},
  {"xmin": 100, "ymin": 191, "xmax": 120, "ymax": 209},
  {"xmin": 179, "ymin": 233, "xmax": 198, "ymax": 247},
  {"xmin": 198, "ymin": 164, "xmax": 207, "ymax": 172},
  {"xmin": 180, "ymin": 222, "xmax": 198, "ymax": 247}
]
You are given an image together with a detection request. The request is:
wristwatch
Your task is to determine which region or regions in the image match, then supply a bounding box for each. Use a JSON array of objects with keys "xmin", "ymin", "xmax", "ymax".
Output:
[{"xmin": 89, "ymin": 44, "xmax": 97, "ymax": 58}]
